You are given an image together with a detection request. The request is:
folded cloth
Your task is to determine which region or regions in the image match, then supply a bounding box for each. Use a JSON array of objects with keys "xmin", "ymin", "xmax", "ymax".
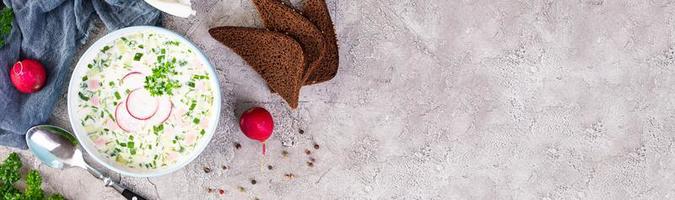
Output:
[{"xmin": 0, "ymin": 0, "xmax": 160, "ymax": 149}]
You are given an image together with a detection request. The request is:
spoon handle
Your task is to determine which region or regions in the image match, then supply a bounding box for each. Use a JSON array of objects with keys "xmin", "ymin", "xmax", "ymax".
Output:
[
  {"xmin": 103, "ymin": 176, "xmax": 148, "ymax": 200},
  {"xmin": 121, "ymin": 189, "xmax": 147, "ymax": 200},
  {"xmin": 87, "ymin": 165, "xmax": 148, "ymax": 200}
]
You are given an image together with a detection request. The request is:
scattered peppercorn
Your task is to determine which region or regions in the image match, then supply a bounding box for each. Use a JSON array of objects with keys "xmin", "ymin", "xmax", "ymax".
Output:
[
  {"xmin": 219, "ymin": 189, "xmax": 225, "ymax": 195},
  {"xmin": 234, "ymin": 142, "xmax": 242, "ymax": 149},
  {"xmin": 251, "ymin": 179, "xmax": 257, "ymax": 185},
  {"xmin": 313, "ymin": 143, "xmax": 320, "ymax": 149},
  {"xmin": 238, "ymin": 186, "xmax": 246, "ymax": 192},
  {"xmin": 203, "ymin": 167, "xmax": 211, "ymax": 173},
  {"xmin": 309, "ymin": 157, "xmax": 316, "ymax": 162},
  {"xmin": 207, "ymin": 188, "xmax": 213, "ymax": 193},
  {"xmin": 281, "ymin": 150, "xmax": 289, "ymax": 157},
  {"xmin": 267, "ymin": 165, "xmax": 273, "ymax": 170},
  {"xmin": 222, "ymin": 165, "xmax": 228, "ymax": 170},
  {"xmin": 299, "ymin": 129, "xmax": 304, "ymax": 134},
  {"xmin": 305, "ymin": 149, "xmax": 312, "ymax": 155},
  {"xmin": 307, "ymin": 161, "xmax": 314, "ymax": 167},
  {"xmin": 284, "ymin": 173, "xmax": 295, "ymax": 179}
]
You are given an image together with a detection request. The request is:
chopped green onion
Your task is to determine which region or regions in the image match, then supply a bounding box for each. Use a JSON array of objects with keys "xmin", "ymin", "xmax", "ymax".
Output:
[
  {"xmin": 78, "ymin": 92, "xmax": 90, "ymax": 101},
  {"xmin": 189, "ymin": 101, "xmax": 196, "ymax": 111},
  {"xmin": 133, "ymin": 53, "xmax": 143, "ymax": 61}
]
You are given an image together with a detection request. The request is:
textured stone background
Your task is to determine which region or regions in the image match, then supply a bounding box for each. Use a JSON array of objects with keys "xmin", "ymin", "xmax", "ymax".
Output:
[{"xmin": 2, "ymin": 0, "xmax": 675, "ymax": 199}]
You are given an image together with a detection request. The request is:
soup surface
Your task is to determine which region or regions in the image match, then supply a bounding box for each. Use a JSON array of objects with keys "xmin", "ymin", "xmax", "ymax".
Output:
[{"xmin": 76, "ymin": 32, "xmax": 214, "ymax": 170}]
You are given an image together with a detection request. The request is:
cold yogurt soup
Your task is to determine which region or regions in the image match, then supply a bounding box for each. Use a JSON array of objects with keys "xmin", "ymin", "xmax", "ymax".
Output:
[{"xmin": 76, "ymin": 32, "xmax": 214, "ymax": 169}]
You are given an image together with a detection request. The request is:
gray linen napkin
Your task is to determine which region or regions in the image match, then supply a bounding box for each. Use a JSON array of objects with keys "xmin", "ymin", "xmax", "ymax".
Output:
[{"xmin": 0, "ymin": 0, "xmax": 160, "ymax": 149}]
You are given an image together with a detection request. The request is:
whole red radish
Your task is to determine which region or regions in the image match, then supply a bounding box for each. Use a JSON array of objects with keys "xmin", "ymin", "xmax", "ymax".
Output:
[
  {"xmin": 10, "ymin": 59, "xmax": 46, "ymax": 94},
  {"xmin": 239, "ymin": 107, "xmax": 274, "ymax": 155}
]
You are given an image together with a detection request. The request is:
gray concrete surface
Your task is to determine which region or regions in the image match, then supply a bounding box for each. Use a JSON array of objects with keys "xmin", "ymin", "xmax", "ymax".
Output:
[{"xmin": 2, "ymin": 0, "xmax": 675, "ymax": 199}]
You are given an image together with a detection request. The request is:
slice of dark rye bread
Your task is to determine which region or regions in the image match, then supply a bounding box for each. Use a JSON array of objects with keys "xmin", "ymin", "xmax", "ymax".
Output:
[
  {"xmin": 301, "ymin": 0, "xmax": 339, "ymax": 85},
  {"xmin": 208, "ymin": 27, "xmax": 303, "ymax": 109},
  {"xmin": 252, "ymin": 0, "xmax": 326, "ymax": 84}
]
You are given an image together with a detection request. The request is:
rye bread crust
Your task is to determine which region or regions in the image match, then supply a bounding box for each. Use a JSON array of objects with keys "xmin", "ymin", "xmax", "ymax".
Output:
[{"xmin": 209, "ymin": 27, "xmax": 303, "ymax": 108}]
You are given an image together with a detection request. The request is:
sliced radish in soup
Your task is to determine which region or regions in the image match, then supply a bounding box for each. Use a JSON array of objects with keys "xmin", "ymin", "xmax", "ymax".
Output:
[
  {"xmin": 146, "ymin": 96, "xmax": 173, "ymax": 126},
  {"xmin": 126, "ymin": 89, "xmax": 158, "ymax": 120},
  {"xmin": 115, "ymin": 101, "xmax": 145, "ymax": 132},
  {"xmin": 121, "ymin": 72, "xmax": 145, "ymax": 90}
]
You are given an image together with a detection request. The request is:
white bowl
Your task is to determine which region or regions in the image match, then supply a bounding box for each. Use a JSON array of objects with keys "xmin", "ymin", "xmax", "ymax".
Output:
[{"xmin": 67, "ymin": 26, "xmax": 221, "ymax": 177}]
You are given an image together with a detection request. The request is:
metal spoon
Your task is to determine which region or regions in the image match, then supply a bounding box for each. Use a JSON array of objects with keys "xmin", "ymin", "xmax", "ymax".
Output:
[{"xmin": 26, "ymin": 125, "xmax": 147, "ymax": 200}]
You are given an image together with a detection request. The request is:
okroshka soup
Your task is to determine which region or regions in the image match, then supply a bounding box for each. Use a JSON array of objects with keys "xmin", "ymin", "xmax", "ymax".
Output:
[{"xmin": 75, "ymin": 31, "xmax": 215, "ymax": 170}]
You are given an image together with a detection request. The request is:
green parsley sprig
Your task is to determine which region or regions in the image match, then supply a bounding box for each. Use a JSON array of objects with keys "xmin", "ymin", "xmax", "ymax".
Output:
[
  {"xmin": 0, "ymin": 153, "xmax": 65, "ymax": 200},
  {"xmin": 0, "ymin": 7, "xmax": 12, "ymax": 47}
]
